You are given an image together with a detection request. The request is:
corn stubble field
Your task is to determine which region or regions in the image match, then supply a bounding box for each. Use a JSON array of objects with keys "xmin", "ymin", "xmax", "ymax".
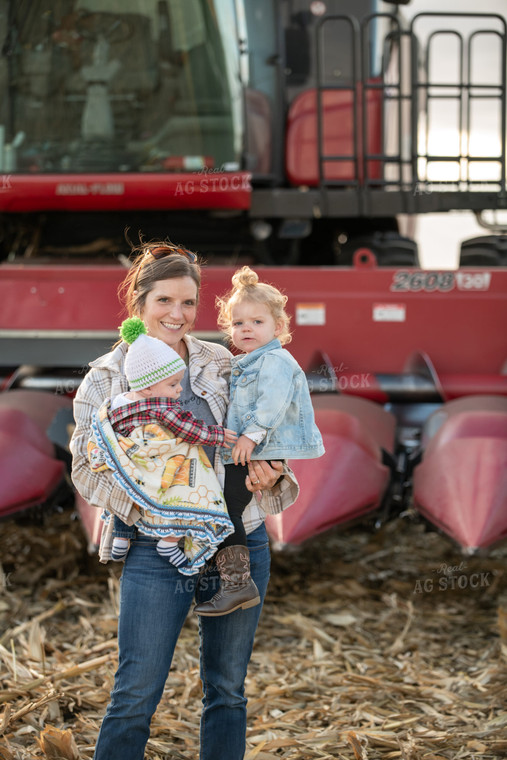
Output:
[{"xmin": 0, "ymin": 507, "xmax": 506, "ymax": 760}]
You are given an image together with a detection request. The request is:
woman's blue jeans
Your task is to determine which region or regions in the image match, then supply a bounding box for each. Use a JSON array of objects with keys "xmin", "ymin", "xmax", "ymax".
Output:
[{"xmin": 93, "ymin": 523, "xmax": 271, "ymax": 760}]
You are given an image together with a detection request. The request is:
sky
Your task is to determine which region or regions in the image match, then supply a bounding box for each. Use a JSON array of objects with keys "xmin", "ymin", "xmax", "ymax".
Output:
[{"xmin": 401, "ymin": 0, "xmax": 507, "ymax": 268}]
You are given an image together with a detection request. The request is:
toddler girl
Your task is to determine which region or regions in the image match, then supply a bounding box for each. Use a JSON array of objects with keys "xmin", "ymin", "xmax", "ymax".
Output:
[{"xmin": 194, "ymin": 266, "xmax": 324, "ymax": 615}]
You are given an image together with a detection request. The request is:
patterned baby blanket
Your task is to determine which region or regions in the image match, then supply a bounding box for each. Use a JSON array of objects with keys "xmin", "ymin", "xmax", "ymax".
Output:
[{"xmin": 89, "ymin": 400, "xmax": 234, "ymax": 575}]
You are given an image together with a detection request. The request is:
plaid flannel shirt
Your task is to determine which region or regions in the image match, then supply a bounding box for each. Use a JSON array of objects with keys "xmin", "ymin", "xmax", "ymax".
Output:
[
  {"xmin": 70, "ymin": 334, "xmax": 299, "ymax": 562},
  {"xmin": 110, "ymin": 397, "xmax": 227, "ymax": 446}
]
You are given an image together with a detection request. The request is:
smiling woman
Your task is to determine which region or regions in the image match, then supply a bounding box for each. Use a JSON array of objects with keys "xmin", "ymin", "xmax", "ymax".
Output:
[{"xmin": 69, "ymin": 240, "xmax": 299, "ymax": 760}]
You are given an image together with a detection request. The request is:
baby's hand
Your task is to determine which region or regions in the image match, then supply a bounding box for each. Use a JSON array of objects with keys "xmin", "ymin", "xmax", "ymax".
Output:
[
  {"xmin": 232, "ymin": 435, "xmax": 256, "ymax": 465},
  {"xmin": 223, "ymin": 429, "xmax": 239, "ymax": 447}
]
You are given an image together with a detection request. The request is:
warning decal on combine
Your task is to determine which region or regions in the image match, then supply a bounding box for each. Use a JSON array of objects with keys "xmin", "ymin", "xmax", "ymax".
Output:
[
  {"xmin": 295, "ymin": 303, "xmax": 326, "ymax": 325},
  {"xmin": 373, "ymin": 303, "xmax": 406, "ymax": 322}
]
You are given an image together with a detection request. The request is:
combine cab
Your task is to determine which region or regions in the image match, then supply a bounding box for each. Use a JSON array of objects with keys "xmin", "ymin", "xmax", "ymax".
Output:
[{"xmin": 0, "ymin": 0, "xmax": 506, "ymax": 552}]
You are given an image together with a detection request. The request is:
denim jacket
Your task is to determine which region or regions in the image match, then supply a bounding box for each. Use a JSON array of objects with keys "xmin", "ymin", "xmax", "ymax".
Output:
[{"xmin": 222, "ymin": 339, "xmax": 324, "ymax": 462}]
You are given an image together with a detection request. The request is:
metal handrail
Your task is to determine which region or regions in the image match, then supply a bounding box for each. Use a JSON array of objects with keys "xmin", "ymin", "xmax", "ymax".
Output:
[{"xmin": 312, "ymin": 12, "xmax": 506, "ymax": 201}]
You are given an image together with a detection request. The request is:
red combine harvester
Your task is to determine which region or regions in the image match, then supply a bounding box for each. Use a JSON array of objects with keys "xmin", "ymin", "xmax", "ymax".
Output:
[{"xmin": 0, "ymin": 0, "xmax": 506, "ymax": 553}]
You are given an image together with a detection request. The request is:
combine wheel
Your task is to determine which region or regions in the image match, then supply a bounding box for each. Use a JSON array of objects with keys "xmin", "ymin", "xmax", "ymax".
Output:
[
  {"xmin": 459, "ymin": 235, "xmax": 507, "ymax": 267},
  {"xmin": 337, "ymin": 231, "xmax": 419, "ymax": 267}
]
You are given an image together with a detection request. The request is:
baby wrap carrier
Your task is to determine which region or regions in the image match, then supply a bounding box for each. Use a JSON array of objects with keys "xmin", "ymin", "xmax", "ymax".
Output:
[{"xmin": 89, "ymin": 399, "xmax": 234, "ymax": 574}]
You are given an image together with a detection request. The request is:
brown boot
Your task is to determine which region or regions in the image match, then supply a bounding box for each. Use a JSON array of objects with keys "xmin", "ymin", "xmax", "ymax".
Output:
[{"xmin": 194, "ymin": 545, "xmax": 261, "ymax": 616}]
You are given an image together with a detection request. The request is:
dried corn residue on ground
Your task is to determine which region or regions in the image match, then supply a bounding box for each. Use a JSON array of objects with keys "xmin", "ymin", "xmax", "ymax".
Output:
[{"xmin": 0, "ymin": 509, "xmax": 506, "ymax": 760}]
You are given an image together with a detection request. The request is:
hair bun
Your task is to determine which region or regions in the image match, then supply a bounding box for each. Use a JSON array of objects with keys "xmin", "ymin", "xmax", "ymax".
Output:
[
  {"xmin": 119, "ymin": 316, "xmax": 147, "ymax": 344},
  {"xmin": 231, "ymin": 265, "xmax": 259, "ymax": 290}
]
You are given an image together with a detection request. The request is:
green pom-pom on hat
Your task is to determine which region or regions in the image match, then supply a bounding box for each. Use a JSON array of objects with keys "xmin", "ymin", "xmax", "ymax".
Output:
[
  {"xmin": 121, "ymin": 316, "xmax": 187, "ymax": 390},
  {"xmin": 119, "ymin": 317, "xmax": 147, "ymax": 345}
]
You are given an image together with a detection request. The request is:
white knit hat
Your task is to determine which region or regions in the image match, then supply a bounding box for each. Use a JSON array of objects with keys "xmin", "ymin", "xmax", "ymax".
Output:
[{"xmin": 120, "ymin": 317, "xmax": 186, "ymax": 391}]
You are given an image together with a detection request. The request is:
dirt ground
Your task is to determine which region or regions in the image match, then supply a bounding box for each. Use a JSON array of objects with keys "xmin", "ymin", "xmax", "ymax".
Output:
[{"xmin": 0, "ymin": 507, "xmax": 506, "ymax": 760}]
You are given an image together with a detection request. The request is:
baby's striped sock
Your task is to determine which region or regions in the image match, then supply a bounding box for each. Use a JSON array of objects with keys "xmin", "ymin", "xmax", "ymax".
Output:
[
  {"xmin": 111, "ymin": 538, "xmax": 129, "ymax": 561},
  {"xmin": 156, "ymin": 539, "xmax": 188, "ymax": 567}
]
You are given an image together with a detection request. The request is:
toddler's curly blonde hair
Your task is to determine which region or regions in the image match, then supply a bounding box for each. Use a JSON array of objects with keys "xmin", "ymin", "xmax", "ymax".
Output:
[{"xmin": 216, "ymin": 266, "xmax": 292, "ymax": 346}]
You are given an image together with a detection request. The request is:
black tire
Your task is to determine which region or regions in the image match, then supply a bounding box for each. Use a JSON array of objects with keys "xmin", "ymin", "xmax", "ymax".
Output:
[
  {"xmin": 459, "ymin": 236, "xmax": 507, "ymax": 267},
  {"xmin": 338, "ymin": 231, "xmax": 420, "ymax": 267}
]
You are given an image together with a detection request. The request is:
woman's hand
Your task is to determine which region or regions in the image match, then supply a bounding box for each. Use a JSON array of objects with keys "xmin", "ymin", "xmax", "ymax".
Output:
[{"xmin": 246, "ymin": 460, "xmax": 284, "ymax": 493}]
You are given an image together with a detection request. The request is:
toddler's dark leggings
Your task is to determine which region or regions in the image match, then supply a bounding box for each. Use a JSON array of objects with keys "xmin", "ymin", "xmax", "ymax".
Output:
[
  {"xmin": 222, "ymin": 460, "xmax": 283, "ymax": 548},
  {"xmin": 222, "ymin": 463, "xmax": 251, "ymax": 547}
]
